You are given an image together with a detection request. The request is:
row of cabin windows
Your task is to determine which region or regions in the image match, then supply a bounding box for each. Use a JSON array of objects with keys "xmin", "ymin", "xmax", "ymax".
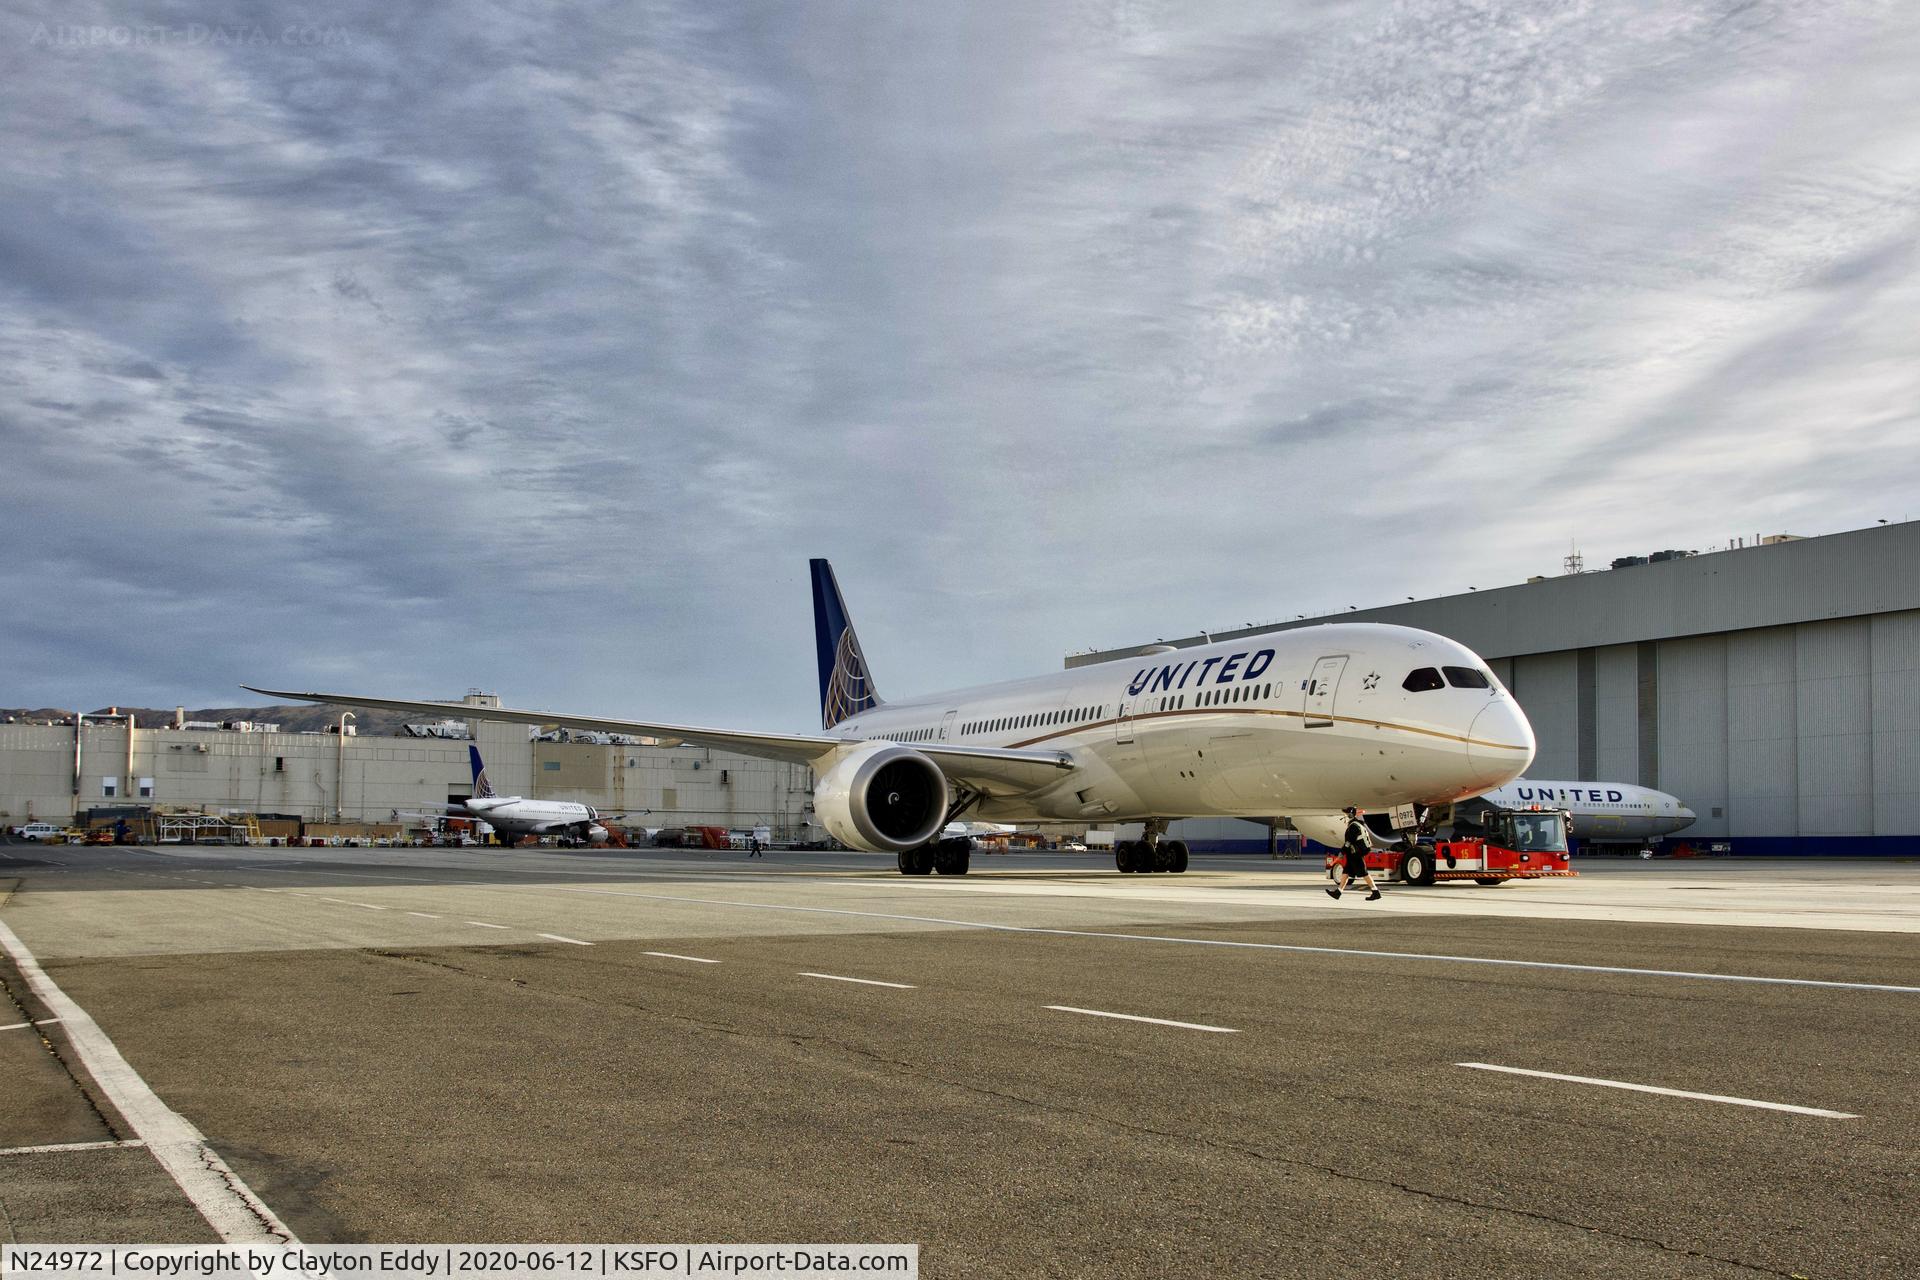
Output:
[
  {"xmin": 964, "ymin": 706, "xmax": 1107, "ymax": 737},
  {"xmin": 1402, "ymin": 665, "xmax": 1492, "ymax": 692},
  {"xmin": 1158, "ymin": 681, "xmax": 1275, "ymax": 712}
]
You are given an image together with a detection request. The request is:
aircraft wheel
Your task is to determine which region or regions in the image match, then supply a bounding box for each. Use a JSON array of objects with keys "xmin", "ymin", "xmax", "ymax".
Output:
[
  {"xmin": 1115, "ymin": 841, "xmax": 1138, "ymax": 873},
  {"xmin": 900, "ymin": 846, "xmax": 933, "ymax": 875},
  {"xmin": 1401, "ymin": 850, "xmax": 1433, "ymax": 886},
  {"xmin": 1165, "ymin": 839, "xmax": 1190, "ymax": 874}
]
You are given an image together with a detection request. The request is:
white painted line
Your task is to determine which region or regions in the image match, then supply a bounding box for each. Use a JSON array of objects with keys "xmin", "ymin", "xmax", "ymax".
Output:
[
  {"xmin": 0, "ymin": 1018, "xmax": 62, "ymax": 1032},
  {"xmin": 537, "ymin": 933, "xmax": 592, "ymax": 946},
  {"xmin": 278, "ymin": 867, "xmax": 1920, "ymax": 995},
  {"xmin": 1046, "ymin": 1005, "xmax": 1239, "ymax": 1034},
  {"xmin": 801, "ymin": 972, "xmax": 917, "ymax": 989},
  {"xmin": 515, "ymin": 887, "xmax": 1920, "ymax": 994},
  {"xmin": 0, "ymin": 918, "xmax": 297, "ymax": 1242},
  {"xmin": 644, "ymin": 952, "xmax": 721, "ymax": 964},
  {"xmin": 349, "ymin": 903, "xmax": 388, "ymax": 911},
  {"xmin": 406, "ymin": 911, "xmax": 441, "ymax": 919},
  {"xmin": 0, "ymin": 1138, "xmax": 148, "ymax": 1156},
  {"xmin": 465, "ymin": 921, "xmax": 510, "ymax": 930},
  {"xmin": 1455, "ymin": 1063, "xmax": 1859, "ymax": 1119}
]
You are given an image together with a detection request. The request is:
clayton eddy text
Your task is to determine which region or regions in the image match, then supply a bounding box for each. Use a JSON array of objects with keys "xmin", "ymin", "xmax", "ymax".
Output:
[{"xmin": 0, "ymin": 1249, "xmax": 917, "ymax": 1280}]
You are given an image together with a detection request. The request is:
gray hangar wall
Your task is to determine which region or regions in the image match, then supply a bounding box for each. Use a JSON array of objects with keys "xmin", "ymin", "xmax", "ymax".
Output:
[{"xmin": 1070, "ymin": 522, "xmax": 1920, "ymax": 854}]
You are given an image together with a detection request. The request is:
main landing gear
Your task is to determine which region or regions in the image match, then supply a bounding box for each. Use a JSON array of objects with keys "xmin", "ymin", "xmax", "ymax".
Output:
[
  {"xmin": 898, "ymin": 837, "xmax": 972, "ymax": 876},
  {"xmin": 1116, "ymin": 820, "xmax": 1189, "ymax": 874}
]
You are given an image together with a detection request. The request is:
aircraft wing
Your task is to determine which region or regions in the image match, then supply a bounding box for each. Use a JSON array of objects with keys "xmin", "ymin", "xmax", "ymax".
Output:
[{"xmin": 241, "ymin": 687, "xmax": 1077, "ymax": 794}]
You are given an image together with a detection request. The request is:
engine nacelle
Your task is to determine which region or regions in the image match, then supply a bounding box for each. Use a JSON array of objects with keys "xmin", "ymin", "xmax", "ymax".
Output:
[{"xmin": 813, "ymin": 742, "xmax": 949, "ymax": 853}]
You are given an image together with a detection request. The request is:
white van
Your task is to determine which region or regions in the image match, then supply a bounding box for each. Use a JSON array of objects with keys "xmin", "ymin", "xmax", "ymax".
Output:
[{"xmin": 15, "ymin": 823, "xmax": 64, "ymax": 842}]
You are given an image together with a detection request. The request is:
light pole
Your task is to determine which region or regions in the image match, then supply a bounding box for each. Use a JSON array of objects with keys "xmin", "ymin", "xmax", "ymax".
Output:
[{"xmin": 335, "ymin": 712, "xmax": 356, "ymax": 821}]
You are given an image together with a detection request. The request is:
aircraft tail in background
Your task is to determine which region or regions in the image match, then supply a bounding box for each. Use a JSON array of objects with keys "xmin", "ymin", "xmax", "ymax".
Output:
[
  {"xmin": 811, "ymin": 558, "xmax": 883, "ymax": 729},
  {"xmin": 468, "ymin": 744, "xmax": 496, "ymax": 799}
]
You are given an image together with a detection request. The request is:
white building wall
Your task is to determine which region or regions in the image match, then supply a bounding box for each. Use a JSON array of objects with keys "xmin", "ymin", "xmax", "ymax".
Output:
[{"xmin": 0, "ymin": 723, "xmax": 815, "ymax": 835}]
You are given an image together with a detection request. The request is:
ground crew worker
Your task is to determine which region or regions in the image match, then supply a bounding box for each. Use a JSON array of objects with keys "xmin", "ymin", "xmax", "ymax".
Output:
[
  {"xmin": 1326, "ymin": 806, "xmax": 1383, "ymax": 902},
  {"xmin": 747, "ymin": 836, "xmax": 764, "ymax": 858}
]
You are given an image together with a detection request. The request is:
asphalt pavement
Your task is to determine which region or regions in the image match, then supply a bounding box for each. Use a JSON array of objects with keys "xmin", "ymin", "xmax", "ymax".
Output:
[{"xmin": 1, "ymin": 842, "xmax": 1913, "ymax": 1277}]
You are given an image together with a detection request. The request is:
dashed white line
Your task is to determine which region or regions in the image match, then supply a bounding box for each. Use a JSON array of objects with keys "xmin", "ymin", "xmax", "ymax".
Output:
[
  {"xmin": 1045, "ymin": 1005, "xmax": 1239, "ymax": 1034},
  {"xmin": 0, "ymin": 918, "xmax": 297, "ymax": 1241},
  {"xmin": 644, "ymin": 952, "xmax": 721, "ymax": 964},
  {"xmin": 349, "ymin": 903, "xmax": 388, "ymax": 911},
  {"xmin": 1455, "ymin": 1063, "xmax": 1859, "ymax": 1119},
  {"xmin": 800, "ymin": 972, "xmax": 916, "ymax": 989},
  {"xmin": 465, "ymin": 921, "xmax": 510, "ymax": 930},
  {"xmin": 407, "ymin": 911, "xmax": 441, "ymax": 919},
  {"xmin": 0, "ymin": 1138, "xmax": 148, "ymax": 1156},
  {"xmin": 537, "ymin": 933, "xmax": 592, "ymax": 946},
  {"xmin": 0, "ymin": 1018, "xmax": 62, "ymax": 1032}
]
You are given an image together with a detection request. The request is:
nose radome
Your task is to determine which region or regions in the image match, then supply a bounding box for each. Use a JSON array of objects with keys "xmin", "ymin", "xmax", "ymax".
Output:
[{"xmin": 1467, "ymin": 697, "xmax": 1535, "ymax": 788}]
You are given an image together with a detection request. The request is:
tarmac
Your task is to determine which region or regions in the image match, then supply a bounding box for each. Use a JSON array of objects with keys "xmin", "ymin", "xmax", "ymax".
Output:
[{"xmin": 1, "ymin": 841, "xmax": 1915, "ymax": 1277}]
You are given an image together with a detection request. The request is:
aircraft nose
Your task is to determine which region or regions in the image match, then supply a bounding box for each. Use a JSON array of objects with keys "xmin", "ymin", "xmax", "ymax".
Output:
[{"xmin": 1466, "ymin": 697, "xmax": 1535, "ymax": 788}]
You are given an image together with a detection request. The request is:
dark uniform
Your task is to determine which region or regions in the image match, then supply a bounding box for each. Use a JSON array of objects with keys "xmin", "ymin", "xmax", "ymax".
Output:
[{"xmin": 1342, "ymin": 816, "xmax": 1371, "ymax": 878}]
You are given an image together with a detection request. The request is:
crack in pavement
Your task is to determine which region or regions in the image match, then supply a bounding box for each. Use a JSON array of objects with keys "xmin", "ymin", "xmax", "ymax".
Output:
[
  {"xmin": 0, "ymin": 967, "xmax": 127, "ymax": 1144},
  {"xmin": 197, "ymin": 1145, "xmax": 293, "ymax": 1243}
]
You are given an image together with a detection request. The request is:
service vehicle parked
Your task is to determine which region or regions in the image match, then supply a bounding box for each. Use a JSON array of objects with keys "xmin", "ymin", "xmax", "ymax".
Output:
[{"xmin": 1328, "ymin": 806, "xmax": 1575, "ymax": 887}]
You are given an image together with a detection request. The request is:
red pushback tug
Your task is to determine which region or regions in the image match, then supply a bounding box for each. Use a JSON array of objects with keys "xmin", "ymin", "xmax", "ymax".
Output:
[{"xmin": 1327, "ymin": 806, "xmax": 1576, "ymax": 887}]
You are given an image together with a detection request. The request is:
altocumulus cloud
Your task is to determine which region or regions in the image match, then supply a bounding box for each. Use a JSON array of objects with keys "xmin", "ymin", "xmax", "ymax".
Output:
[{"xmin": 1, "ymin": 0, "xmax": 1916, "ymax": 726}]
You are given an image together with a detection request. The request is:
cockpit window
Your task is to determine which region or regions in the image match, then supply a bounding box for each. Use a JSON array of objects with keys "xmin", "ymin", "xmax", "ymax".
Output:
[
  {"xmin": 1402, "ymin": 667, "xmax": 1444, "ymax": 692},
  {"xmin": 1443, "ymin": 666, "xmax": 1491, "ymax": 689}
]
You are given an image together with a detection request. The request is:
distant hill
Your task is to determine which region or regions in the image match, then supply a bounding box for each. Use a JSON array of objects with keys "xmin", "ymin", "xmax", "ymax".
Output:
[{"xmin": 0, "ymin": 703, "xmax": 436, "ymax": 737}]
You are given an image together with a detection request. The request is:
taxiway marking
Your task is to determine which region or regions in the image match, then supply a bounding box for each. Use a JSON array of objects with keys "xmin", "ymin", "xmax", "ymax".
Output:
[
  {"xmin": 407, "ymin": 911, "xmax": 441, "ymax": 919},
  {"xmin": 537, "ymin": 933, "xmax": 592, "ymax": 946},
  {"xmin": 0, "ymin": 1138, "xmax": 148, "ymax": 1156},
  {"xmin": 644, "ymin": 952, "xmax": 721, "ymax": 964},
  {"xmin": 1455, "ymin": 1063, "xmax": 1859, "ymax": 1118},
  {"xmin": 0, "ymin": 1017, "xmax": 61, "ymax": 1032},
  {"xmin": 208, "ymin": 865, "xmax": 1920, "ymax": 993},
  {"xmin": 0, "ymin": 918, "xmax": 297, "ymax": 1242},
  {"xmin": 801, "ymin": 972, "xmax": 917, "ymax": 989},
  {"xmin": 515, "ymin": 885, "xmax": 1920, "ymax": 995},
  {"xmin": 1046, "ymin": 1005, "xmax": 1239, "ymax": 1033},
  {"xmin": 465, "ymin": 921, "xmax": 510, "ymax": 930}
]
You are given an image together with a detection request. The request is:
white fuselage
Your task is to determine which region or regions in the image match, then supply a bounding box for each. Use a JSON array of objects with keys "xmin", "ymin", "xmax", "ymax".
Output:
[
  {"xmin": 1479, "ymin": 779, "xmax": 1695, "ymax": 843},
  {"xmin": 834, "ymin": 623, "xmax": 1534, "ymax": 824},
  {"xmin": 461, "ymin": 796, "xmax": 607, "ymax": 842}
]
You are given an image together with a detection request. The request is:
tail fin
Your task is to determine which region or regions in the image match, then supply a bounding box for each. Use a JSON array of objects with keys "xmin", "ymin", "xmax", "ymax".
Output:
[
  {"xmin": 811, "ymin": 558, "xmax": 883, "ymax": 729},
  {"xmin": 468, "ymin": 744, "xmax": 495, "ymax": 798}
]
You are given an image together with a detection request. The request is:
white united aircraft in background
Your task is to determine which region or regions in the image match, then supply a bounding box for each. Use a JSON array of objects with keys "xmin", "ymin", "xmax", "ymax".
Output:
[
  {"xmin": 1478, "ymin": 779, "xmax": 1696, "ymax": 850},
  {"xmin": 249, "ymin": 559, "xmax": 1535, "ymax": 876}
]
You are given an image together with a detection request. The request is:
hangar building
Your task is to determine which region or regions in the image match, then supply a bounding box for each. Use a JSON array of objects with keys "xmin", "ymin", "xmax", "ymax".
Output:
[{"xmin": 1069, "ymin": 521, "xmax": 1920, "ymax": 855}]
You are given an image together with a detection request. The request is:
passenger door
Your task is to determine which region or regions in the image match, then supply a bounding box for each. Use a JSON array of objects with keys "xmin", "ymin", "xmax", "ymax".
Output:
[
  {"xmin": 1303, "ymin": 656, "xmax": 1348, "ymax": 728},
  {"xmin": 939, "ymin": 710, "xmax": 957, "ymax": 741}
]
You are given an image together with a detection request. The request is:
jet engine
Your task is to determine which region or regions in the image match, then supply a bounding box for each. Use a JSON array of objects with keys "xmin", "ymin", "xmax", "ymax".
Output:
[{"xmin": 813, "ymin": 742, "xmax": 948, "ymax": 853}]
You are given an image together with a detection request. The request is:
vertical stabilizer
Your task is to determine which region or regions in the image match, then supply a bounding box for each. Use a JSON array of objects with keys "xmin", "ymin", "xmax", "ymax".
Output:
[
  {"xmin": 468, "ymin": 744, "xmax": 496, "ymax": 799},
  {"xmin": 811, "ymin": 558, "xmax": 883, "ymax": 729}
]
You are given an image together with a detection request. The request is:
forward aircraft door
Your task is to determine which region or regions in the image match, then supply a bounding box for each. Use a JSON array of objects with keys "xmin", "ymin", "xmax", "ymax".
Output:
[
  {"xmin": 939, "ymin": 710, "xmax": 957, "ymax": 741},
  {"xmin": 1115, "ymin": 700, "xmax": 1136, "ymax": 745},
  {"xmin": 1303, "ymin": 656, "xmax": 1347, "ymax": 728}
]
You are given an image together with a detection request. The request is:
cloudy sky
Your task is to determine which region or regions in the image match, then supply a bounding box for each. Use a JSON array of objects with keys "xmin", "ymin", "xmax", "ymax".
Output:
[{"xmin": 3, "ymin": 0, "xmax": 1917, "ymax": 729}]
